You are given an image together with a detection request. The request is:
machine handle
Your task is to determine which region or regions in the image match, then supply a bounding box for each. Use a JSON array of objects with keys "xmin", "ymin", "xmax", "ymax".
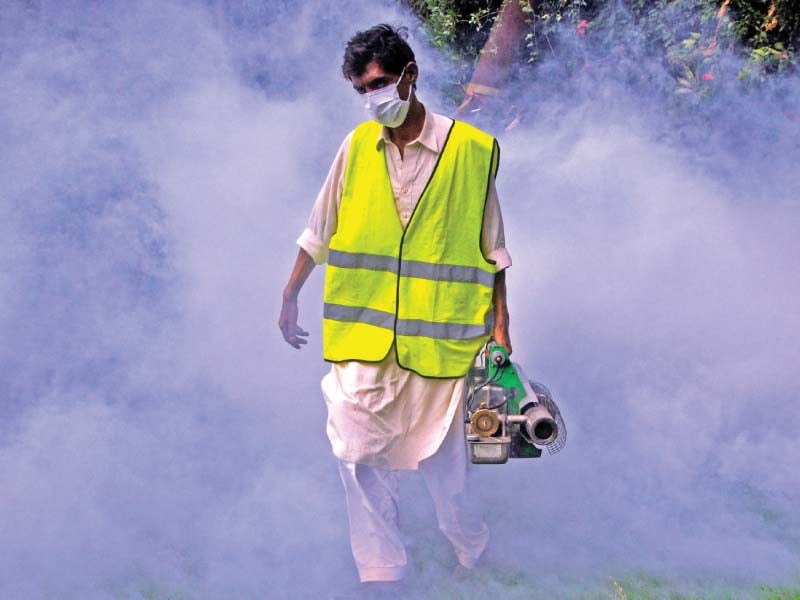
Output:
[{"xmin": 489, "ymin": 343, "xmax": 510, "ymax": 368}]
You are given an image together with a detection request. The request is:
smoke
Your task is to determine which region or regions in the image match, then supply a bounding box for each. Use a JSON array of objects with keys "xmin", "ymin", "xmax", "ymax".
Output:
[{"xmin": 1, "ymin": 0, "xmax": 798, "ymax": 598}]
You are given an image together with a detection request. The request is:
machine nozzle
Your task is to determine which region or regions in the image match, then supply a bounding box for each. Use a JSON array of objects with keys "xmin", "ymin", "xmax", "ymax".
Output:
[{"xmin": 520, "ymin": 403, "xmax": 559, "ymax": 446}]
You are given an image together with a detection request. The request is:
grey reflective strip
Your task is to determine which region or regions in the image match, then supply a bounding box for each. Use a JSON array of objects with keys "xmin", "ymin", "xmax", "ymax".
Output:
[
  {"xmin": 400, "ymin": 260, "xmax": 495, "ymax": 287},
  {"xmin": 396, "ymin": 317, "xmax": 492, "ymax": 340},
  {"xmin": 329, "ymin": 250, "xmax": 494, "ymax": 287},
  {"xmin": 328, "ymin": 250, "xmax": 396, "ymax": 272},
  {"xmin": 323, "ymin": 303, "xmax": 395, "ymax": 330},
  {"xmin": 325, "ymin": 303, "xmax": 492, "ymax": 340}
]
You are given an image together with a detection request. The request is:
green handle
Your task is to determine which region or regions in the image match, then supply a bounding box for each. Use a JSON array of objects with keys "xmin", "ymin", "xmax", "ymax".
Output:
[{"xmin": 486, "ymin": 343, "xmax": 525, "ymax": 414}]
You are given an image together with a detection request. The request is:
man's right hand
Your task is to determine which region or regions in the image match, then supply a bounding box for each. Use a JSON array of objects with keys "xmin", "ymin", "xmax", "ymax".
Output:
[
  {"xmin": 279, "ymin": 294, "xmax": 309, "ymax": 349},
  {"xmin": 279, "ymin": 248, "xmax": 316, "ymax": 349}
]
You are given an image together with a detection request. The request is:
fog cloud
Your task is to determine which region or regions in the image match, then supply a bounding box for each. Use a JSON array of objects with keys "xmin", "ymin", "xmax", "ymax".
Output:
[{"xmin": 1, "ymin": 1, "xmax": 798, "ymax": 598}]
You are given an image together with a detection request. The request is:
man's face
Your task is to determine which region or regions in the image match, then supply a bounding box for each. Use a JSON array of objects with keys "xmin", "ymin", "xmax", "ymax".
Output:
[{"xmin": 350, "ymin": 60, "xmax": 414, "ymax": 100}]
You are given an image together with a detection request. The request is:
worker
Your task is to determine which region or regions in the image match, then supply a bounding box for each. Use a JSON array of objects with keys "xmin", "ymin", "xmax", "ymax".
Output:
[{"xmin": 278, "ymin": 23, "xmax": 512, "ymax": 591}]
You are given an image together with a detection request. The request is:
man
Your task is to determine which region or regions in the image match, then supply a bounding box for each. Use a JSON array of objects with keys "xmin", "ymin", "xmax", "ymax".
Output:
[{"xmin": 278, "ymin": 24, "xmax": 512, "ymax": 588}]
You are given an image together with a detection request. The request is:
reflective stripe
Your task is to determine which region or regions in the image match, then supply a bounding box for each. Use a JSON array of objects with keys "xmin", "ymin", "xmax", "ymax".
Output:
[
  {"xmin": 325, "ymin": 303, "xmax": 492, "ymax": 340},
  {"xmin": 396, "ymin": 316, "xmax": 492, "ymax": 340},
  {"xmin": 400, "ymin": 260, "xmax": 495, "ymax": 287},
  {"xmin": 328, "ymin": 249, "xmax": 396, "ymax": 272},
  {"xmin": 329, "ymin": 250, "xmax": 494, "ymax": 287},
  {"xmin": 323, "ymin": 303, "xmax": 395, "ymax": 330}
]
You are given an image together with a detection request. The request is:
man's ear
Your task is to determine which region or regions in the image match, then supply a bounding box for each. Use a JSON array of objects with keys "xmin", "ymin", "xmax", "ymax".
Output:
[{"xmin": 405, "ymin": 61, "xmax": 419, "ymax": 86}]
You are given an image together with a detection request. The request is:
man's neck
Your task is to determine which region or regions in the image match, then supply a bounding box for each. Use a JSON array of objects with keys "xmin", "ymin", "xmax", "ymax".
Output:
[{"xmin": 389, "ymin": 98, "xmax": 425, "ymax": 158}]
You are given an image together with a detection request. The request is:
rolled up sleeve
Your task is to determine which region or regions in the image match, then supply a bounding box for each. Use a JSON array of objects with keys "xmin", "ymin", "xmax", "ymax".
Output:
[
  {"xmin": 297, "ymin": 228, "xmax": 329, "ymax": 265},
  {"xmin": 481, "ymin": 175, "xmax": 512, "ymax": 272},
  {"xmin": 296, "ymin": 132, "xmax": 353, "ymax": 265}
]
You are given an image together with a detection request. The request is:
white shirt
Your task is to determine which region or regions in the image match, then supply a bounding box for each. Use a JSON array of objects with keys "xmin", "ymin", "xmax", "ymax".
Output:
[{"xmin": 299, "ymin": 108, "xmax": 512, "ymax": 469}]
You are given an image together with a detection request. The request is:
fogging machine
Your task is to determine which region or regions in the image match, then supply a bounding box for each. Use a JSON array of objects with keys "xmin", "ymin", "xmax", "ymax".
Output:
[{"xmin": 465, "ymin": 344, "xmax": 566, "ymax": 464}]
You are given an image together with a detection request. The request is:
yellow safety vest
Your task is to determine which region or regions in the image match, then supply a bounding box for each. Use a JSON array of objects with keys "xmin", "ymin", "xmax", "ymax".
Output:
[{"xmin": 323, "ymin": 119, "xmax": 498, "ymax": 378}]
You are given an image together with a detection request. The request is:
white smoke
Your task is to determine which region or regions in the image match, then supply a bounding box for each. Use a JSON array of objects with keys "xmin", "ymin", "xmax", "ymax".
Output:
[{"xmin": 1, "ymin": 0, "xmax": 798, "ymax": 598}]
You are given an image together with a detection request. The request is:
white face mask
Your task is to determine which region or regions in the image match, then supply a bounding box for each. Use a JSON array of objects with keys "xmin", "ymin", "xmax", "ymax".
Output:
[{"xmin": 364, "ymin": 66, "xmax": 412, "ymax": 128}]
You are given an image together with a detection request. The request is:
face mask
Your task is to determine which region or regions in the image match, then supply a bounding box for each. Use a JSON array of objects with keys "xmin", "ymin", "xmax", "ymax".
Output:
[{"xmin": 364, "ymin": 67, "xmax": 412, "ymax": 128}]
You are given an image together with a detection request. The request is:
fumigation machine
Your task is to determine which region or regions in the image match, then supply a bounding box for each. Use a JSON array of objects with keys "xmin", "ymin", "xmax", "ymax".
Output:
[{"xmin": 465, "ymin": 344, "xmax": 566, "ymax": 464}]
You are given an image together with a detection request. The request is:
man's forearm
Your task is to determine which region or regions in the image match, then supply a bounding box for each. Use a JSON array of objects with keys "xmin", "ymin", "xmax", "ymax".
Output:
[
  {"xmin": 283, "ymin": 248, "xmax": 316, "ymax": 300},
  {"xmin": 491, "ymin": 268, "xmax": 512, "ymax": 352},
  {"xmin": 492, "ymin": 269, "xmax": 508, "ymax": 323}
]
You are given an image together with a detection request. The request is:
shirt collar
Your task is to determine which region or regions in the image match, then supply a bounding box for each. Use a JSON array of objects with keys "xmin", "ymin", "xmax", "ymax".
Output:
[{"xmin": 375, "ymin": 106, "xmax": 439, "ymax": 154}]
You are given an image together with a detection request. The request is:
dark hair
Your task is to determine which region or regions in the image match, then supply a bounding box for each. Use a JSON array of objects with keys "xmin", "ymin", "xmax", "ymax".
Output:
[{"xmin": 342, "ymin": 24, "xmax": 416, "ymax": 80}]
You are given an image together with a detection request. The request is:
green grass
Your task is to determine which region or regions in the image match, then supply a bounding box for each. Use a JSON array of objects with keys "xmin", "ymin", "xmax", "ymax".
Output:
[
  {"xmin": 112, "ymin": 574, "xmax": 800, "ymax": 600},
  {"xmin": 759, "ymin": 586, "xmax": 800, "ymax": 600}
]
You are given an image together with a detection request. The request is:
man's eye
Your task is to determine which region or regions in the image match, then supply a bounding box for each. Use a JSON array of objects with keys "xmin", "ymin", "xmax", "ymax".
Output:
[{"xmin": 368, "ymin": 79, "xmax": 389, "ymax": 91}]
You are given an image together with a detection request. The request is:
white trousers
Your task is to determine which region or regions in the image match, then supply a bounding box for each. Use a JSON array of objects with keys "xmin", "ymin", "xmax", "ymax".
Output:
[{"xmin": 337, "ymin": 404, "xmax": 490, "ymax": 582}]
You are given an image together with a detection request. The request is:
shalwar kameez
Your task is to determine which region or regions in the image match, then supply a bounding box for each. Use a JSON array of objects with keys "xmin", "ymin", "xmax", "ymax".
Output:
[{"xmin": 297, "ymin": 109, "xmax": 511, "ymax": 582}]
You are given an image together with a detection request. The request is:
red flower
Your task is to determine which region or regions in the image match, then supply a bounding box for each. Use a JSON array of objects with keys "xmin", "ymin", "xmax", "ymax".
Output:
[
  {"xmin": 702, "ymin": 73, "xmax": 714, "ymax": 81},
  {"xmin": 577, "ymin": 19, "xmax": 589, "ymax": 36}
]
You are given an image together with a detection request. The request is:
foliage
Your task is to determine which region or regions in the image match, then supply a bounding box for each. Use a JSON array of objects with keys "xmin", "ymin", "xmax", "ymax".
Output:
[
  {"xmin": 408, "ymin": 0, "xmax": 798, "ymax": 89},
  {"xmin": 728, "ymin": 0, "xmax": 800, "ymax": 53},
  {"xmin": 404, "ymin": 0, "xmax": 504, "ymax": 57}
]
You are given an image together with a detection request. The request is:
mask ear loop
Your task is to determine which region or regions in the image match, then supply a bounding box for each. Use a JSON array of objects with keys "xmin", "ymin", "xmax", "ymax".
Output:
[
  {"xmin": 396, "ymin": 65, "xmax": 407, "ymax": 85},
  {"xmin": 395, "ymin": 65, "xmax": 412, "ymax": 102},
  {"xmin": 406, "ymin": 63, "xmax": 419, "ymax": 92}
]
